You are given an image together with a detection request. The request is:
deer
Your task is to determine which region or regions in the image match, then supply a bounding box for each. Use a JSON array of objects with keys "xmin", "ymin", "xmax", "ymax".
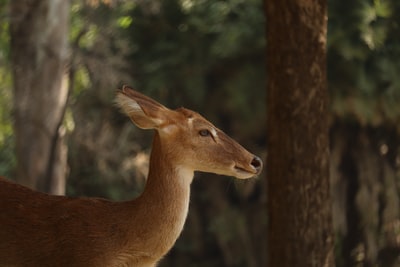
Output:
[{"xmin": 0, "ymin": 85, "xmax": 263, "ymax": 267}]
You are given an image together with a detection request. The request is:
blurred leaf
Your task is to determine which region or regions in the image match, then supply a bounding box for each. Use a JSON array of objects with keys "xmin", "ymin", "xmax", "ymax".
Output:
[{"xmin": 117, "ymin": 15, "xmax": 133, "ymax": 28}]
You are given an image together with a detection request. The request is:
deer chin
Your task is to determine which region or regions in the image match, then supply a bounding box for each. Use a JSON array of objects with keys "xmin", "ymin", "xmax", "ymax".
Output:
[
  {"xmin": 233, "ymin": 165, "xmax": 258, "ymax": 179},
  {"xmin": 199, "ymin": 165, "xmax": 255, "ymax": 179}
]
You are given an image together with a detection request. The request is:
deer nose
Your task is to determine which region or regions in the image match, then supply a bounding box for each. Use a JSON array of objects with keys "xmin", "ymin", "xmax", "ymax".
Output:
[{"xmin": 251, "ymin": 156, "xmax": 263, "ymax": 174}]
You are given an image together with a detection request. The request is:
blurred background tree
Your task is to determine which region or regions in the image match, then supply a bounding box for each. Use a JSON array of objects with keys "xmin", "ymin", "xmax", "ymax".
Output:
[
  {"xmin": 9, "ymin": 0, "xmax": 69, "ymax": 194},
  {"xmin": 0, "ymin": 0, "xmax": 399, "ymax": 266}
]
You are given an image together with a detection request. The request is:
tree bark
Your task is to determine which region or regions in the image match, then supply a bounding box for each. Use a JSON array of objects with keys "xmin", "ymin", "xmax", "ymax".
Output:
[
  {"xmin": 9, "ymin": 0, "xmax": 69, "ymax": 194},
  {"xmin": 265, "ymin": 1, "xmax": 334, "ymax": 267}
]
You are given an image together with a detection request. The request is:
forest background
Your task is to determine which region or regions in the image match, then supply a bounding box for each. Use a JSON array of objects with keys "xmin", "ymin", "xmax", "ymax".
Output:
[{"xmin": 1, "ymin": 0, "xmax": 400, "ymax": 266}]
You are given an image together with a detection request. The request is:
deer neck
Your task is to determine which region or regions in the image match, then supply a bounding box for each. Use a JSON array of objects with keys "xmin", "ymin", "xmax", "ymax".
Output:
[
  {"xmin": 125, "ymin": 133, "xmax": 194, "ymax": 259},
  {"xmin": 146, "ymin": 132, "xmax": 194, "ymax": 196}
]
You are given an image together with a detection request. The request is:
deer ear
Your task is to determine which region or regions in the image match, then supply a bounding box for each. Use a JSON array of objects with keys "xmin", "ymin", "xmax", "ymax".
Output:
[{"xmin": 115, "ymin": 86, "xmax": 169, "ymax": 129}]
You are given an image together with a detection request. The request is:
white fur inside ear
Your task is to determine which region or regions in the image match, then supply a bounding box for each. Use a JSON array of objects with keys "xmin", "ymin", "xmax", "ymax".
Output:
[
  {"xmin": 116, "ymin": 93, "xmax": 164, "ymax": 129},
  {"xmin": 115, "ymin": 94, "xmax": 143, "ymax": 116}
]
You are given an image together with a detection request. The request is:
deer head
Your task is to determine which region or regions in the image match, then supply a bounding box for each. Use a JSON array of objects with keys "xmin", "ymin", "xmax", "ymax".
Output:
[{"xmin": 115, "ymin": 85, "xmax": 262, "ymax": 179}]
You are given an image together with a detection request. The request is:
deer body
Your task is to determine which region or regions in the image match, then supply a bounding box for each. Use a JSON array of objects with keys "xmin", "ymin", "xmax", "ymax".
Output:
[{"xmin": 0, "ymin": 86, "xmax": 262, "ymax": 267}]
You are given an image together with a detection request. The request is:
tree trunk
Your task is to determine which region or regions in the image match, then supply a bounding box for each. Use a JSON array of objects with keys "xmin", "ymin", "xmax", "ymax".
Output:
[
  {"xmin": 265, "ymin": 1, "xmax": 334, "ymax": 267},
  {"xmin": 9, "ymin": 0, "xmax": 69, "ymax": 194}
]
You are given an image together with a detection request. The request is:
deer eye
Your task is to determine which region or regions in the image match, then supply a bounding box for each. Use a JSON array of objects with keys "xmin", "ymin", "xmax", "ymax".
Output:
[{"xmin": 199, "ymin": 129, "xmax": 211, "ymax": 137}]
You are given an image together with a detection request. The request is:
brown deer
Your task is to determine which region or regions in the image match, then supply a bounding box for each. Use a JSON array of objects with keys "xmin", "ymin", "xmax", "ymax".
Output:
[{"xmin": 0, "ymin": 86, "xmax": 262, "ymax": 267}]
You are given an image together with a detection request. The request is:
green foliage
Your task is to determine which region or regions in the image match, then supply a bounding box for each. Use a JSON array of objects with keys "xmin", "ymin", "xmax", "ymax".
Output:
[
  {"xmin": 0, "ymin": 8, "xmax": 9, "ymax": 62},
  {"xmin": 328, "ymin": 0, "xmax": 400, "ymax": 126},
  {"xmin": 117, "ymin": 15, "xmax": 133, "ymax": 29},
  {"xmin": 0, "ymin": 81, "xmax": 14, "ymax": 177},
  {"xmin": 0, "ymin": 2, "xmax": 15, "ymax": 177},
  {"xmin": 123, "ymin": 0, "xmax": 266, "ymax": 143}
]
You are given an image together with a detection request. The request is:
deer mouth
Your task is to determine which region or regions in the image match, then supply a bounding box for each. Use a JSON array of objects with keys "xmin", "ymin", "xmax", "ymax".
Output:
[{"xmin": 233, "ymin": 165, "xmax": 258, "ymax": 179}]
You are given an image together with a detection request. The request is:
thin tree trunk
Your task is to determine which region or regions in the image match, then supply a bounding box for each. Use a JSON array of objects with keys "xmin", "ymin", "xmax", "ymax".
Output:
[
  {"xmin": 265, "ymin": 1, "xmax": 334, "ymax": 267},
  {"xmin": 9, "ymin": 0, "xmax": 69, "ymax": 194}
]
